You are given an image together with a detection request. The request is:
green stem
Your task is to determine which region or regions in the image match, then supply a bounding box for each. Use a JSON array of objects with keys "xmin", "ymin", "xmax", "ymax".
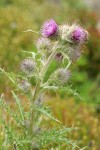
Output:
[
  {"xmin": 29, "ymin": 41, "xmax": 58, "ymax": 136},
  {"xmin": 61, "ymin": 51, "xmax": 72, "ymax": 69},
  {"xmin": 40, "ymin": 42, "xmax": 58, "ymax": 82},
  {"xmin": 29, "ymin": 80, "xmax": 40, "ymax": 134}
]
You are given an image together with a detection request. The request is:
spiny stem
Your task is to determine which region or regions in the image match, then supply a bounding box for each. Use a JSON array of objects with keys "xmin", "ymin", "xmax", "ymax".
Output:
[
  {"xmin": 40, "ymin": 41, "xmax": 59, "ymax": 82},
  {"xmin": 61, "ymin": 51, "xmax": 72, "ymax": 69},
  {"xmin": 29, "ymin": 42, "xmax": 58, "ymax": 137},
  {"xmin": 29, "ymin": 80, "xmax": 40, "ymax": 134}
]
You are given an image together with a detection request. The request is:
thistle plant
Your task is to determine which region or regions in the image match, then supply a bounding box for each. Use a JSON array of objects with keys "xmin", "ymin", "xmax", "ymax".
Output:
[{"xmin": 0, "ymin": 19, "xmax": 89, "ymax": 150}]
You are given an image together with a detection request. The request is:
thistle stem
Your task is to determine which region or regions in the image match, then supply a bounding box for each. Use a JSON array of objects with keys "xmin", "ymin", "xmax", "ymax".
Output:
[
  {"xmin": 29, "ymin": 41, "xmax": 58, "ymax": 137},
  {"xmin": 40, "ymin": 41, "xmax": 58, "ymax": 82}
]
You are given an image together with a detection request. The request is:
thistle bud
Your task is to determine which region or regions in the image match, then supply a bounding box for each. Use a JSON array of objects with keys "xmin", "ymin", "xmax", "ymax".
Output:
[
  {"xmin": 59, "ymin": 23, "xmax": 88, "ymax": 44},
  {"xmin": 18, "ymin": 80, "xmax": 31, "ymax": 92},
  {"xmin": 68, "ymin": 47, "xmax": 81, "ymax": 62},
  {"xmin": 36, "ymin": 37, "xmax": 51, "ymax": 52},
  {"xmin": 50, "ymin": 68, "xmax": 71, "ymax": 86},
  {"xmin": 20, "ymin": 58, "xmax": 35, "ymax": 75}
]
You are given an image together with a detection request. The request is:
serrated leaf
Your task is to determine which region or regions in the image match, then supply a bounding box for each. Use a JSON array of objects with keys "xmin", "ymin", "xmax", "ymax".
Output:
[
  {"xmin": 12, "ymin": 91, "xmax": 24, "ymax": 121},
  {"xmin": 0, "ymin": 97, "xmax": 20, "ymax": 124},
  {"xmin": 33, "ymin": 105, "xmax": 62, "ymax": 124},
  {"xmin": 0, "ymin": 68, "xmax": 16, "ymax": 84}
]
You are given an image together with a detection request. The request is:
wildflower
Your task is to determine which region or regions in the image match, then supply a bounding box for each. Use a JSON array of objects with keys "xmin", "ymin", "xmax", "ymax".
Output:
[
  {"xmin": 41, "ymin": 19, "xmax": 58, "ymax": 37},
  {"xmin": 18, "ymin": 80, "xmax": 31, "ymax": 92},
  {"xmin": 50, "ymin": 68, "xmax": 71, "ymax": 86},
  {"xmin": 20, "ymin": 58, "xmax": 35, "ymax": 75},
  {"xmin": 36, "ymin": 37, "xmax": 51, "ymax": 51},
  {"xmin": 71, "ymin": 27, "xmax": 88, "ymax": 44},
  {"xmin": 59, "ymin": 23, "xmax": 88, "ymax": 44}
]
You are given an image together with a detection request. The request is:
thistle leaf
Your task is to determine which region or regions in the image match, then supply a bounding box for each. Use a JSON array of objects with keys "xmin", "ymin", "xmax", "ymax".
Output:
[
  {"xmin": 12, "ymin": 91, "xmax": 24, "ymax": 121},
  {"xmin": 33, "ymin": 105, "xmax": 62, "ymax": 124}
]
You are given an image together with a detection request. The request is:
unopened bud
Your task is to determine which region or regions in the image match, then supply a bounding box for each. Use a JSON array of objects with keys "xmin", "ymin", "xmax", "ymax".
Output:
[
  {"xmin": 68, "ymin": 47, "xmax": 81, "ymax": 62},
  {"xmin": 50, "ymin": 68, "xmax": 71, "ymax": 86},
  {"xmin": 20, "ymin": 58, "xmax": 35, "ymax": 75},
  {"xmin": 36, "ymin": 37, "xmax": 51, "ymax": 52},
  {"xmin": 18, "ymin": 80, "xmax": 31, "ymax": 92}
]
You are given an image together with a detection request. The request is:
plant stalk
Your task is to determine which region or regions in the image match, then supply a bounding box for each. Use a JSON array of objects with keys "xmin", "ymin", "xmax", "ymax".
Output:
[{"xmin": 29, "ymin": 41, "xmax": 58, "ymax": 137}]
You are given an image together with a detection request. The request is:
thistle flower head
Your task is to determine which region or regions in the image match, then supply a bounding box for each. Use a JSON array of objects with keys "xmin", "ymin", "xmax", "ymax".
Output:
[
  {"xmin": 18, "ymin": 80, "xmax": 31, "ymax": 92},
  {"xmin": 57, "ymin": 68, "xmax": 71, "ymax": 84},
  {"xmin": 20, "ymin": 58, "xmax": 35, "ymax": 75},
  {"xmin": 36, "ymin": 37, "xmax": 51, "ymax": 51},
  {"xmin": 71, "ymin": 27, "xmax": 88, "ymax": 44},
  {"xmin": 50, "ymin": 68, "xmax": 71, "ymax": 86},
  {"xmin": 59, "ymin": 23, "xmax": 88, "ymax": 44},
  {"xmin": 41, "ymin": 19, "xmax": 58, "ymax": 37}
]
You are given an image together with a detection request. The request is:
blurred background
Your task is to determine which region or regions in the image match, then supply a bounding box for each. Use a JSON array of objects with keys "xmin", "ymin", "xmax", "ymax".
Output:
[{"xmin": 0, "ymin": 0, "xmax": 100, "ymax": 149}]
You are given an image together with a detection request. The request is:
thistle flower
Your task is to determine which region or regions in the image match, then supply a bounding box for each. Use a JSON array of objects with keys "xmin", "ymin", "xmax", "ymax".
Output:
[
  {"xmin": 18, "ymin": 80, "xmax": 31, "ymax": 92},
  {"xmin": 50, "ymin": 68, "xmax": 71, "ymax": 86},
  {"xmin": 41, "ymin": 19, "xmax": 58, "ymax": 37},
  {"xmin": 59, "ymin": 23, "xmax": 88, "ymax": 44},
  {"xmin": 36, "ymin": 37, "xmax": 51, "ymax": 51},
  {"xmin": 71, "ymin": 27, "xmax": 88, "ymax": 44},
  {"xmin": 20, "ymin": 58, "xmax": 35, "ymax": 75}
]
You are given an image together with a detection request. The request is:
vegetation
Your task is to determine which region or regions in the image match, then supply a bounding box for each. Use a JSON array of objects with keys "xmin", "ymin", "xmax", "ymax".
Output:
[{"xmin": 0, "ymin": 0, "xmax": 100, "ymax": 149}]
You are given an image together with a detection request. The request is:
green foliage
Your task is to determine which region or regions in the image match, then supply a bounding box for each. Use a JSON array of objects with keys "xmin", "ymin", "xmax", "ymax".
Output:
[
  {"xmin": 47, "ymin": 98, "xmax": 100, "ymax": 150},
  {"xmin": 0, "ymin": 91, "xmax": 79, "ymax": 149},
  {"xmin": 0, "ymin": 0, "xmax": 100, "ymax": 149}
]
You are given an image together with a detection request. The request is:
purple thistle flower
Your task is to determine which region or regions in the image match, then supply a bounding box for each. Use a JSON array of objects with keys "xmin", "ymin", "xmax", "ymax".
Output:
[
  {"xmin": 41, "ymin": 19, "xmax": 58, "ymax": 37},
  {"xmin": 71, "ymin": 27, "xmax": 88, "ymax": 44}
]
